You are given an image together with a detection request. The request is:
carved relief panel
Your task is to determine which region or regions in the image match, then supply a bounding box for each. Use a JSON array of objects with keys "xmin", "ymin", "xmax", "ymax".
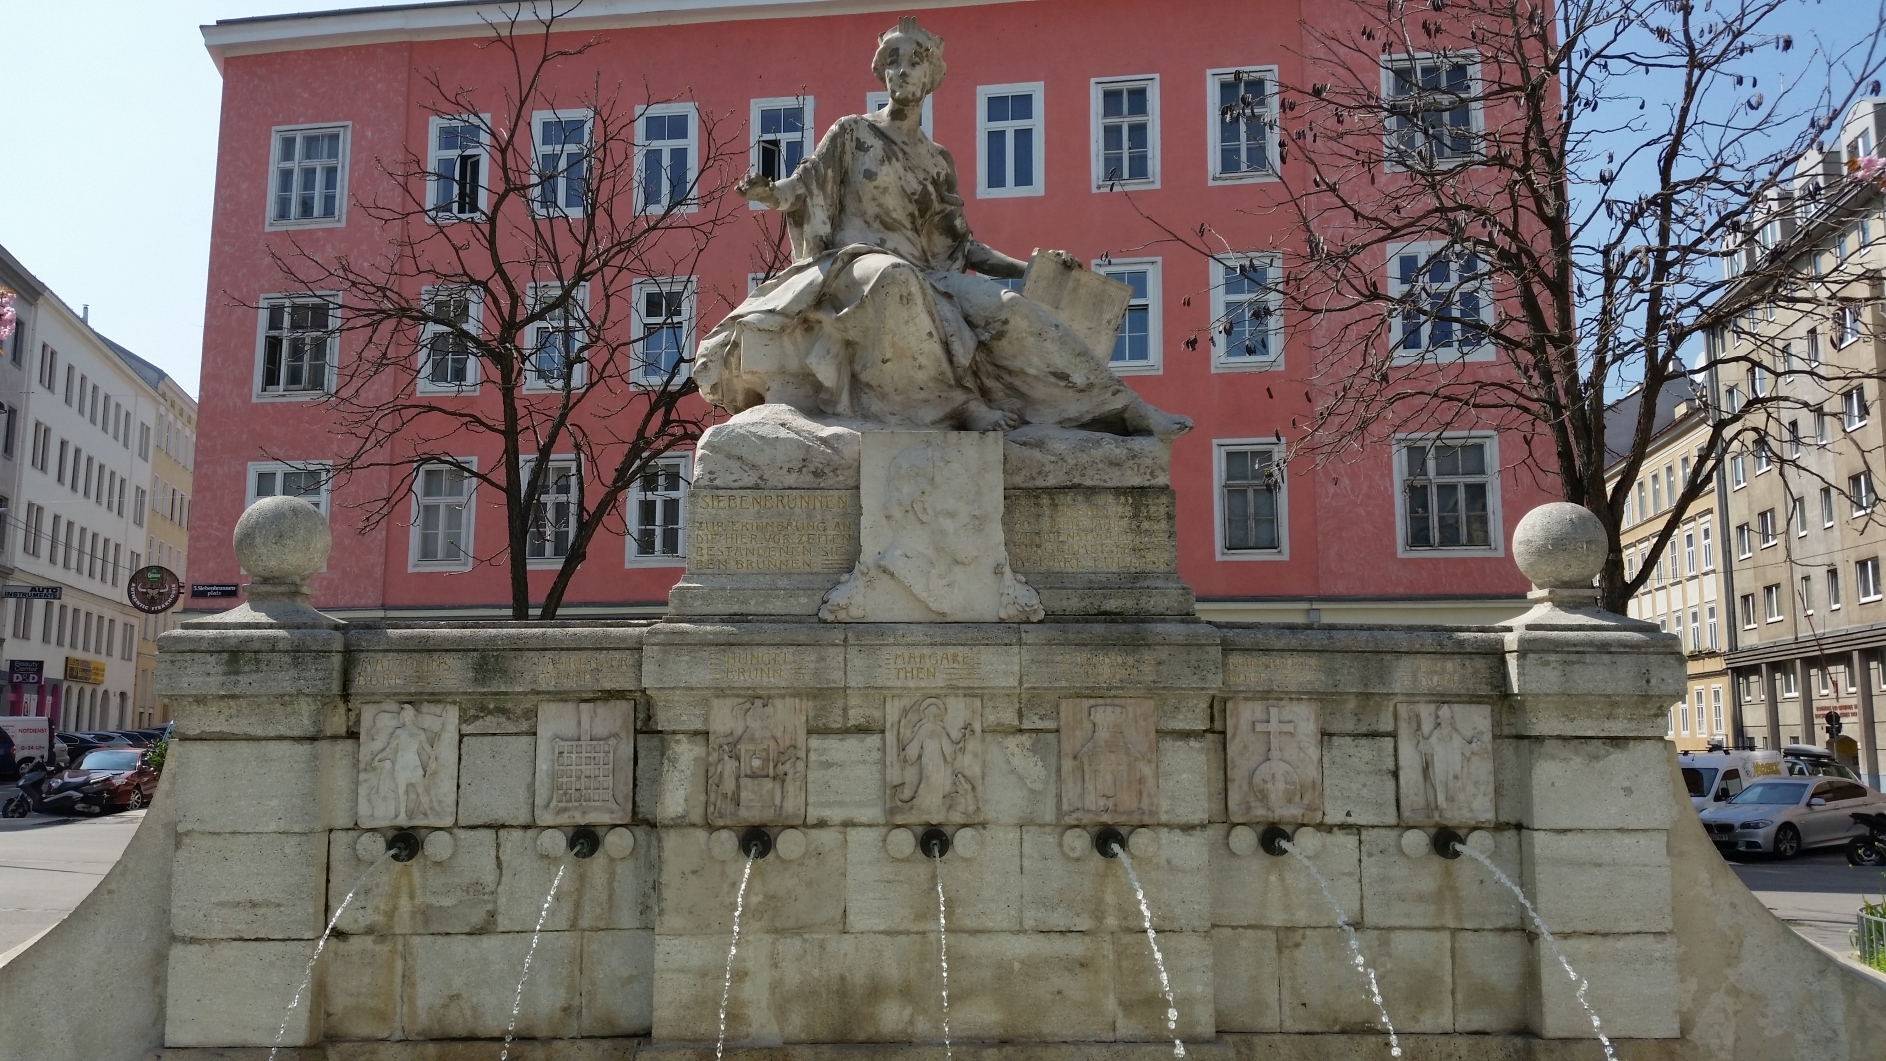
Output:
[
  {"xmin": 707, "ymin": 696, "xmax": 808, "ymax": 826},
  {"xmin": 357, "ymin": 702, "xmax": 459, "ymax": 828},
  {"xmin": 535, "ymin": 700, "xmax": 635, "ymax": 826},
  {"xmin": 1395, "ymin": 702, "xmax": 1495, "ymax": 825},
  {"xmin": 1226, "ymin": 700, "xmax": 1322, "ymax": 824},
  {"xmin": 1059, "ymin": 697, "xmax": 1158, "ymax": 824},
  {"xmin": 885, "ymin": 695, "xmax": 983, "ymax": 824}
]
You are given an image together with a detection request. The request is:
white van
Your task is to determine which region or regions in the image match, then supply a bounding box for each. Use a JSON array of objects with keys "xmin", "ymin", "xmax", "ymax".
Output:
[
  {"xmin": 0, "ymin": 715, "xmax": 52, "ymax": 770},
  {"xmin": 1680, "ymin": 749, "xmax": 1784, "ymax": 812}
]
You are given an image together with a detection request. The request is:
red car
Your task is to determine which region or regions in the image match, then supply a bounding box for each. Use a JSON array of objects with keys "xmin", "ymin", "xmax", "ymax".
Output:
[{"xmin": 48, "ymin": 748, "xmax": 159, "ymax": 812}]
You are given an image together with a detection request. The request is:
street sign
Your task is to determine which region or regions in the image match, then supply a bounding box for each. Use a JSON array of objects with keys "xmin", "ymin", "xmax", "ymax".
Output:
[
  {"xmin": 128, "ymin": 565, "xmax": 182, "ymax": 614},
  {"xmin": 3, "ymin": 585, "xmax": 61, "ymax": 600},
  {"xmin": 7, "ymin": 660, "xmax": 43, "ymax": 685},
  {"xmin": 63, "ymin": 657, "xmax": 104, "ymax": 684},
  {"xmin": 191, "ymin": 583, "xmax": 240, "ymax": 599}
]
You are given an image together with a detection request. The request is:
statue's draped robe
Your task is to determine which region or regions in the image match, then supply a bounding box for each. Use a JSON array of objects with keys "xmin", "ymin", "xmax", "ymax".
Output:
[{"xmin": 696, "ymin": 113, "xmax": 1140, "ymax": 428}]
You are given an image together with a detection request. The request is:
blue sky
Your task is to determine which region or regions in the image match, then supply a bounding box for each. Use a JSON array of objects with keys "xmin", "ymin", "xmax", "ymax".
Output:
[{"xmin": 0, "ymin": 1, "xmax": 1857, "ymax": 398}]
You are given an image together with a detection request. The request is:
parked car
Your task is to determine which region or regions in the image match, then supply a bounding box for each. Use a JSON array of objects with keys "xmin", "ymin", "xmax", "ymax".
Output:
[
  {"xmin": 1680, "ymin": 749, "xmax": 1781, "ymax": 813},
  {"xmin": 1782, "ymin": 744, "xmax": 1863, "ymax": 782},
  {"xmin": 107, "ymin": 730, "xmax": 153, "ymax": 747},
  {"xmin": 75, "ymin": 731, "xmax": 133, "ymax": 749},
  {"xmin": 134, "ymin": 726, "xmax": 171, "ymax": 745},
  {"xmin": 44, "ymin": 748, "xmax": 159, "ymax": 813},
  {"xmin": 54, "ymin": 731, "xmax": 109, "ymax": 763},
  {"xmin": 1699, "ymin": 776, "xmax": 1886, "ymax": 858}
]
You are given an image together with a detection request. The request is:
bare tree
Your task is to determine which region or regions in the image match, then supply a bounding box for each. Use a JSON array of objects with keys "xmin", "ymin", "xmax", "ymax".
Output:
[
  {"xmin": 1125, "ymin": 0, "xmax": 1883, "ymax": 612},
  {"xmin": 256, "ymin": 5, "xmax": 743, "ymax": 618}
]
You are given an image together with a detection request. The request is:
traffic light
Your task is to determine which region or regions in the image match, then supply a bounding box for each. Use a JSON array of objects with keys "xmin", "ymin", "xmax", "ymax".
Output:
[{"xmin": 1825, "ymin": 710, "xmax": 1844, "ymax": 738}]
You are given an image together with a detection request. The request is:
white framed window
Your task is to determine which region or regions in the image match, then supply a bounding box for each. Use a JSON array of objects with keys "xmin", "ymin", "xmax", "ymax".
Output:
[
  {"xmin": 977, "ymin": 83, "xmax": 1043, "ymax": 198},
  {"xmin": 1689, "ymin": 609, "xmax": 1701, "ymax": 651},
  {"xmin": 1843, "ymin": 386, "xmax": 1869, "ymax": 430},
  {"xmin": 429, "ymin": 115, "xmax": 487, "ymax": 219},
  {"xmin": 1723, "ymin": 383, "xmax": 1742, "ymax": 413},
  {"xmin": 532, "ymin": 109, "xmax": 589, "ymax": 216},
  {"xmin": 637, "ymin": 103, "xmax": 697, "ymax": 214},
  {"xmin": 1683, "ymin": 687, "xmax": 1698, "ymax": 733},
  {"xmin": 255, "ymin": 295, "xmax": 338, "ymax": 398},
  {"xmin": 268, "ymin": 123, "xmax": 348, "ymax": 228},
  {"xmin": 1092, "ymin": 76, "xmax": 1159, "ymax": 189},
  {"xmin": 410, "ymin": 461, "xmax": 475, "ymax": 570},
  {"xmin": 1850, "ymin": 471, "xmax": 1876, "ymax": 516},
  {"xmin": 1706, "ymin": 605, "xmax": 1719, "ymax": 651},
  {"xmin": 1739, "ymin": 593, "xmax": 1756, "ymax": 629},
  {"xmin": 1388, "ymin": 242, "xmax": 1490, "ymax": 360},
  {"xmin": 1729, "ymin": 451, "xmax": 1746, "ymax": 488},
  {"xmin": 1711, "ymin": 685, "xmax": 1724, "ymax": 733},
  {"xmin": 1096, "ymin": 259, "xmax": 1160, "ymax": 373},
  {"xmin": 1801, "ymin": 574, "xmax": 1816, "ymax": 616},
  {"xmin": 1762, "ymin": 583, "xmax": 1783, "ymax": 622},
  {"xmin": 1684, "ymin": 528, "xmax": 1697, "ymax": 572},
  {"xmin": 1752, "ymin": 436, "xmax": 1772, "ymax": 473},
  {"xmin": 1734, "ymin": 522, "xmax": 1752, "ymax": 558},
  {"xmin": 247, "ymin": 461, "xmax": 330, "ymax": 516},
  {"xmin": 525, "ymin": 283, "xmax": 588, "ymax": 391},
  {"xmin": 1210, "ymin": 254, "xmax": 1282, "ymax": 371},
  {"xmin": 628, "ymin": 454, "xmax": 690, "ymax": 564},
  {"xmin": 751, "ymin": 97, "xmax": 814, "ymax": 182},
  {"xmin": 632, "ymin": 277, "xmax": 696, "ymax": 385},
  {"xmin": 1214, "ymin": 441, "xmax": 1286, "ymax": 560},
  {"xmin": 1700, "ymin": 518, "xmax": 1714, "ymax": 570},
  {"xmin": 1397, "ymin": 434, "xmax": 1500, "ymax": 555},
  {"xmin": 1835, "ymin": 304, "xmax": 1862, "ymax": 348},
  {"xmin": 1757, "ymin": 508, "xmax": 1776, "ymax": 547},
  {"xmin": 417, "ymin": 286, "xmax": 480, "ymax": 393},
  {"xmin": 867, "ymin": 91, "xmax": 933, "ymax": 135},
  {"xmin": 1860, "ymin": 557, "xmax": 1883, "ymax": 603},
  {"xmin": 1792, "ymin": 497, "xmax": 1808, "ymax": 537},
  {"xmin": 1383, "ymin": 55, "xmax": 1478, "ymax": 168},
  {"xmin": 1208, "ymin": 66, "xmax": 1276, "ymax": 182},
  {"xmin": 524, "ymin": 457, "xmax": 578, "ymax": 565}
]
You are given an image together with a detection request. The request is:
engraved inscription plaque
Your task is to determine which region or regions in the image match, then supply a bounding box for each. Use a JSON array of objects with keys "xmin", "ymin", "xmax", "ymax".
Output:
[
  {"xmin": 535, "ymin": 700, "xmax": 635, "ymax": 825},
  {"xmin": 885, "ymin": 695, "xmax": 983, "ymax": 823},
  {"xmin": 1396, "ymin": 702, "xmax": 1495, "ymax": 825},
  {"xmin": 707, "ymin": 696, "xmax": 808, "ymax": 826},
  {"xmin": 688, "ymin": 490, "xmax": 859, "ymax": 573},
  {"xmin": 1225, "ymin": 700, "xmax": 1322, "ymax": 824},
  {"xmin": 1004, "ymin": 490, "xmax": 1175, "ymax": 573},
  {"xmin": 1059, "ymin": 697, "xmax": 1158, "ymax": 824}
]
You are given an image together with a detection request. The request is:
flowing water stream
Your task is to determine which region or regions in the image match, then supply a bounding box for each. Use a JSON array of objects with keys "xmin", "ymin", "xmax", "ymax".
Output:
[
  {"xmin": 1278, "ymin": 840, "xmax": 1401, "ymax": 1058},
  {"xmin": 498, "ymin": 859, "xmax": 570, "ymax": 1061},
  {"xmin": 933, "ymin": 854, "xmax": 952, "ymax": 1061},
  {"xmin": 1451, "ymin": 843, "xmax": 1617, "ymax": 1061},
  {"xmin": 1113, "ymin": 847, "xmax": 1185, "ymax": 1058},
  {"xmin": 716, "ymin": 854, "xmax": 758, "ymax": 1061},
  {"xmin": 267, "ymin": 851, "xmax": 391, "ymax": 1061}
]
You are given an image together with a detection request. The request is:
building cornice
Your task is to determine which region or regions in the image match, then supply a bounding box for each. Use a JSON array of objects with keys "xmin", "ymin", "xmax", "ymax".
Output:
[{"xmin": 201, "ymin": 0, "xmax": 1027, "ymax": 70}]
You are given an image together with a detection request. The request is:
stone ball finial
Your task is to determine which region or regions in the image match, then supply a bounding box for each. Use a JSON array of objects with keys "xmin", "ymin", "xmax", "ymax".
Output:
[
  {"xmin": 1511, "ymin": 502, "xmax": 1606, "ymax": 589},
  {"xmin": 233, "ymin": 495, "xmax": 331, "ymax": 584}
]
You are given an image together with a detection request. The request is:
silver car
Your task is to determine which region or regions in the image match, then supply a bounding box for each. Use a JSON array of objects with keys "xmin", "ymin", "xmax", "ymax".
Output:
[{"xmin": 1697, "ymin": 776, "xmax": 1886, "ymax": 858}]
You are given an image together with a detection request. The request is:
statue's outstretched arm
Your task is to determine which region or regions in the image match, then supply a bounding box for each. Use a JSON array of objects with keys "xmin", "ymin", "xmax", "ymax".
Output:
[
  {"xmin": 737, "ymin": 172, "xmax": 808, "ymax": 214},
  {"xmin": 966, "ymin": 240, "xmax": 1027, "ymax": 279}
]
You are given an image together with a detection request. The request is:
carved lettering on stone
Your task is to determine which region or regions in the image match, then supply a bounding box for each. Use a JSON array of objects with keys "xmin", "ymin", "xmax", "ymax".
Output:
[
  {"xmin": 357, "ymin": 702, "xmax": 458, "ymax": 828},
  {"xmin": 1396, "ymin": 702, "xmax": 1495, "ymax": 825},
  {"xmin": 707, "ymin": 696, "xmax": 807, "ymax": 826},
  {"xmin": 1059, "ymin": 697, "xmax": 1157, "ymax": 824},
  {"xmin": 1226, "ymin": 700, "xmax": 1322, "ymax": 824},
  {"xmin": 535, "ymin": 700, "xmax": 635, "ymax": 825},
  {"xmin": 885, "ymin": 695, "xmax": 983, "ymax": 824}
]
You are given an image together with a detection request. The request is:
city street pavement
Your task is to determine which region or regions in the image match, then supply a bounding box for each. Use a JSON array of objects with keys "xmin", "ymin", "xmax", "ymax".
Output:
[
  {"xmin": 1728, "ymin": 847, "xmax": 1886, "ymax": 955},
  {"xmin": 0, "ymin": 791, "xmax": 144, "ymax": 955}
]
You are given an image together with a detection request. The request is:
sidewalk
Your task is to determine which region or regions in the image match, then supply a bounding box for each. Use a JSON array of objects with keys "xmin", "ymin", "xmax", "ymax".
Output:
[{"xmin": 0, "ymin": 792, "xmax": 145, "ymax": 954}]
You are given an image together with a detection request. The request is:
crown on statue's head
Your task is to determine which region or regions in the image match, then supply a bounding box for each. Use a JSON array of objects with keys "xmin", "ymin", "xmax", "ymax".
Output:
[{"xmin": 878, "ymin": 16, "xmax": 944, "ymax": 57}]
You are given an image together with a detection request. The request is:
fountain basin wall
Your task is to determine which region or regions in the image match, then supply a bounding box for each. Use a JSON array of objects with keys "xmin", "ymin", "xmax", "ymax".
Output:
[{"xmin": 1, "ymin": 614, "xmax": 1882, "ymax": 1059}]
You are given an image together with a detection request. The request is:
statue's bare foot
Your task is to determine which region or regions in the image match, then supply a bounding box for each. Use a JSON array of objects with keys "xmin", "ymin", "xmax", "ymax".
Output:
[
  {"xmin": 962, "ymin": 403, "xmax": 1022, "ymax": 432},
  {"xmin": 1124, "ymin": 399, "xmax": 1193, "ymax": 441}
]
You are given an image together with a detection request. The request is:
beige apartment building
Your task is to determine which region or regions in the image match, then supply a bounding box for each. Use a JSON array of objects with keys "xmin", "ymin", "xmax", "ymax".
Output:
[
  {"xmin": 1713, "ymin": 99, "xmax": 1885, "ymax": 786},
  {"xmin": 1612, "ymin": 388, "xmax": 1730, "ymax": 753},
  {"xmin": 109, "ymin": 341, "xmax": 195, "ymax": 726}
]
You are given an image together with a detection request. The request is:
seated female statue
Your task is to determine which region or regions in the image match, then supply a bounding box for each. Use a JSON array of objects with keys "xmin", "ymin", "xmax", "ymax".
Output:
[{"xmin": 694, "ymin": 17, "xmax": 1191, "ymax": 441}]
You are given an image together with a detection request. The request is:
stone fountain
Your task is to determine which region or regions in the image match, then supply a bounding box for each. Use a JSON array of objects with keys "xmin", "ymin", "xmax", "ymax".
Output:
[{"xmin": 1, "ymin": 19, "xmax": 1882, "ymax": 1060}]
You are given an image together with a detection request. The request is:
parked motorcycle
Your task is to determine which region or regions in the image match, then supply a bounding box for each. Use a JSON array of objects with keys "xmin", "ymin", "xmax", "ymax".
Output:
[
  {"xmin": 1, "ymin": 759, "xmax": 118, "ymax": 817},
  {"xmin": 1846, "ymin": 811, "xmax": 1886, "ymax": 866}
]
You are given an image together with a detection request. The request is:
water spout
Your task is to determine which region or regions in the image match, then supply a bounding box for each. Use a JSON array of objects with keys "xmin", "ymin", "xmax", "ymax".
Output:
[
  {"xmin": 1113, "ymin": 846, "xmax": 1185, "ymax": 1059},
  {"xmin": 740, "ymin": 827, "xmax": 773, "ymax": 860},
  {"xmin": 1448, "ymin": 841, "xmax": 1616, "ymax": 1061},
  {"xmin": 385, "ymin": 830, "xmax": 421, "ymax": 862},
  {"xmin": 933, "ymin": 851, "xmax": 953, "ymax": 1061},
  {"xmin": 568, "ymin": 828, "xmax": 601, "ymax": 859},
  {"xmin": 498, "ymin": 859, "xmax": 570, "ymax": 1061},
  {"xmin": 716, "ymin": 853, "xmax": 758, "ymax": 1061},
  {"xmin": 266, "ymin": 850, "xmax": 391, "ymax": 1061},
  {"xmin": 1277, "ymin": 839, "xmax": 1401, "ymax": 1058},
  {"xmin": 921, "ymin": 827, "xmax": 952, "ymax": 859}
]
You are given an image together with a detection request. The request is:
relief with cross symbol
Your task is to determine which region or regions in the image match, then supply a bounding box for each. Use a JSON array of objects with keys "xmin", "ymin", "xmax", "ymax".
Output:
[{"xmin": 1225, "ymin": 700, "xmax": 1322, "ymax": 824}]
